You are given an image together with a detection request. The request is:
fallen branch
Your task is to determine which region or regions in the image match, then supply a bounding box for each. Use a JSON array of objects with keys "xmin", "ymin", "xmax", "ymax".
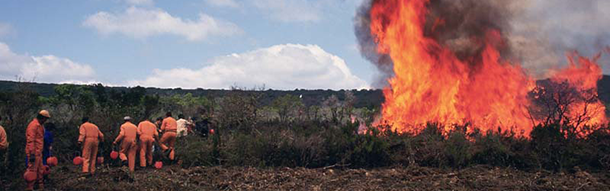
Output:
[{"xmin": 322, "ymin": 163, "xmax": 351, "ymax": 170}]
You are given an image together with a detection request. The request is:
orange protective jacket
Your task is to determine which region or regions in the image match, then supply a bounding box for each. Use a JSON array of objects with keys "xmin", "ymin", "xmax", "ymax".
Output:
[
  {"xmin": 79, "ymin": 122, "xmax": 103, "ymax": 174},
  {"xmin": 26, "ymin": 119, "xmax": 44, "ymax": 156},
  {"xmin": 115, "ymin": 122, "xmax": 138, "ymax": 143},
  {"xmin": 78, "ymin": 122, "xmax": 104, "ymax": 143},
  {"xmin": 137, "ymin": 121, "xmax": 158, "ymax": 140},
  {"xmin": 0, "ymin": 125, "xmax": 8, "ymax": 150},
  {"xmin": 161, "ymin": 117, "xmax": 177, "ymax": 132}
]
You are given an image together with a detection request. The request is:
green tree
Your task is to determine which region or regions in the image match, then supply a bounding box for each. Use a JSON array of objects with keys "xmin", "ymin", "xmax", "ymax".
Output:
[
  {"xmin": 271, "ymin": 94, "xmax": 304, "ymax": 123},
  {"xmin": 323, "ymin": 95, "xmax": 340, "ymax": 124}
]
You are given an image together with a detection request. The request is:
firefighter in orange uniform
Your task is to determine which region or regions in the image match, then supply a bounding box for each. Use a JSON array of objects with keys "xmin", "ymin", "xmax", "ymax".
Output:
[
  {"xmin": 78, "ymin": 117, "xmax": 104, "ymax": 174},
  {"xmin": 113, "ymin": 116, "xmax": 138, "ymax": 172},
  {"xmin": 159, "ymin": 112, "xmax": 177, "ymax": 161},
  {"xmin": 155, "ymin": 117, "xmax": 163, "ymax": 133},
  {"xmin": 0, "ymin": 115, "xmax": 7, "ymax": 151},
  {"xmin": 25, "ymin": 110, "xmax": 50, "ymax": 190},
  {"xmin": 137, "ymin": 119, "xmax": 159, "ymax": 167},
  {"xmin": 0, "ymin": 115, "xmax": 8, "ymax": 178}
]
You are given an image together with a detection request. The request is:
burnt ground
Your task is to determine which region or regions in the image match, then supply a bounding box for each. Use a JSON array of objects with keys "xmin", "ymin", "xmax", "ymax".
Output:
[{"xmin": 2, "ymin": 164, "xmax": 610, "ymax": 191}]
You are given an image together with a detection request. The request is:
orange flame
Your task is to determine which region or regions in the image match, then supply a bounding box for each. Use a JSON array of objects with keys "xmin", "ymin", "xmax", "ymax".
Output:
[
  {"xmin": 549, "ymin": 53, "xmax": 607, "ymax": 128},
  {"xmin": 370, "ymin": 0, "xmax": 606, "ymax": 136}
]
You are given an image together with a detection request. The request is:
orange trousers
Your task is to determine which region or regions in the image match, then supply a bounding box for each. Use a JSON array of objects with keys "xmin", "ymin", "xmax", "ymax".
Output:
[
  {"xmin": 26, "ymin": 154, "xmax": 44, "ymax": 190},
  {"xmin": 159, "ymin": 132, "xmax": 177, "ymax": 160},
  {"xmin": 139, "ymin": 137, "xmax": 154, "ymax": 167},
  {"xmin": 82, "ymin": 138, "xmax": 99, "ymax": 174},
  {"xmin": 119, "ymin": 138, "xmax": 138, "ymax": 172}
]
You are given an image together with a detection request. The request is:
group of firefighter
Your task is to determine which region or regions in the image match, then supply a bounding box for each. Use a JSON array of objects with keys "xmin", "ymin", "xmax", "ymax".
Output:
[{"xmin": 0, "ymin": 110, "xmax": 205, "ymax": 190}]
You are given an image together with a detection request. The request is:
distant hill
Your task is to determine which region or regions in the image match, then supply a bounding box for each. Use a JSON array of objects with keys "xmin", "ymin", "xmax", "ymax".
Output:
[
  {"xmin": 0, "ymin": 80, "xmax": 384, "ymax": 109},
  {"xmin": 597, "ymin": 75, "xmax": 610, "ymax": 107},
  {"xmin": 2, "ymin": 74, "xmax": 610, "ymax": 109}
]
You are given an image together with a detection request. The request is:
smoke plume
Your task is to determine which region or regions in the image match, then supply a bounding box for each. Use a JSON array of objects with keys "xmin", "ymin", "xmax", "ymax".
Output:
[
  {"xmin": 355, "ymin": 0, "xmax": 610, "ymax": 88},
  {"xmin": 510, "ymin": 0, "xmax": 610, "ymax": 77},
  {"xmin": 354, "ymin": 0, "xmax": 394, "ymax": 88}
]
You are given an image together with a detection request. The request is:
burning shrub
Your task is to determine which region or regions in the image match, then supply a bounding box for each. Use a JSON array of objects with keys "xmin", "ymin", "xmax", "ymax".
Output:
[
  {"xmin": 363, "ymin": 0, "xmax": 607, "ymax": 137},
  {"xmin": 531, "ymin": 63, "xmax": 607, "ymax": 138}
]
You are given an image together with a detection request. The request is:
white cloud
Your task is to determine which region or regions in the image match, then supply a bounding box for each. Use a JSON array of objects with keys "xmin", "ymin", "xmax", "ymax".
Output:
[
  {"xmin": 205, "ymin": 0, "xmax": 239, "ymax": 8},
  {"xmin": 251, "ymin": 0, "xmax": 322, "ymax": 22},
  {"xmin": 83, "ymin": 6, "xmax": 241, "ymax": 41},
  {"xmin": 0, "ymin": 42, "xmax": 96, "ymax": 83},
  {"xmin": 132, "ymin": 44, "xmax": 369, "ymax": 90},
  {"xmin": 0, "ymin": 23, "xmax": 14, "ymax": 37}
]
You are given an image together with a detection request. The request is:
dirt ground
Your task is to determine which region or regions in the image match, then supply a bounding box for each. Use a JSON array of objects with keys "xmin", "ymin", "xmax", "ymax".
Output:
[{"xmin": 3, "ymin": 164, "xmax": 610, "ymax": 191}]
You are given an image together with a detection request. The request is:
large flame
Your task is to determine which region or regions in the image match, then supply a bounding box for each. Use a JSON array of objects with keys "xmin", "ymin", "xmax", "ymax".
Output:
[
  {"xmin": 369, "ymin": 0, "xmax": 606, "ymax": 136},
  {"xmin": 549, "ymin": 53, "xmax": 606, "ymax": 129}
]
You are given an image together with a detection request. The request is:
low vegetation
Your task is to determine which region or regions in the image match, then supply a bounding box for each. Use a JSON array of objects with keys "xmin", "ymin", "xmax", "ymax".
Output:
[{"xmin": 1, "ymin": 83, "xmax": 610, "ymax": 190}]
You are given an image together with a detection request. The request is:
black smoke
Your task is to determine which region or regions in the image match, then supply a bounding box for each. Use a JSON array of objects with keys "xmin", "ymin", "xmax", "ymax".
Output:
[{"xmin": 354, "ymin": 0, "xmax": 394, "ymax": 88}]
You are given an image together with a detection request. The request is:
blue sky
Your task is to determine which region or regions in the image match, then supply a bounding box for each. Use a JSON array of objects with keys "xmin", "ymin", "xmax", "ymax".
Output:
[{"xmin": 0, "ymin": 0, "xmax": 372, "ymax": 89}]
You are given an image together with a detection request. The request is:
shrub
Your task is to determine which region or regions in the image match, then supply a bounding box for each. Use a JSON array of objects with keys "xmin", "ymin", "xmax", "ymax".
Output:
[
  {"xmin": 444, "ymin": 130, "xmax": 471, "ymax": 168},
  {"xmin": 175, "ymin": 136, "xmax": 215, "ymax": 168},
  {"xmin": 530, "ymin": 123, "xmax": 581, "ymax": 171},
  {"xmin": 410, "ymin": 124, "xmax": 446, "ymax": 167},
  {"xmin": 348, "ymin": 130, "xmax": 391, "ymax": 168},
  {"xmin": 3, "ymin": 82, "xmax": 610, "ymax": 184}
]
